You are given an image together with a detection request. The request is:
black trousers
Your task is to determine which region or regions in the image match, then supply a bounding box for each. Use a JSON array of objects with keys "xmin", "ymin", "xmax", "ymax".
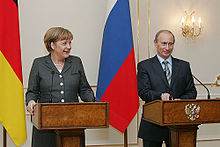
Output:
[
  {"xmin": 32, "ymin": 126, "xmax": 56, "ymax": 147},
  {"xmin": 143, "ymin": 140, "xmax": 170, "ymax": 147}
]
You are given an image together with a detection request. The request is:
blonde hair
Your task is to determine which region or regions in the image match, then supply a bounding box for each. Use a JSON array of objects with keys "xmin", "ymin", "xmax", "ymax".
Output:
[{"xmin": 44, "ymin": 27, "xmax": 73, "ymax": 52}]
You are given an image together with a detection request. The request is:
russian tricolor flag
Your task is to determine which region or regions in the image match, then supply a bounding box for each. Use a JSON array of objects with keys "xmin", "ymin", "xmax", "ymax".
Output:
[{"xmin": 96, "ymin": 0, "xmax": 139, "ymax": 133}]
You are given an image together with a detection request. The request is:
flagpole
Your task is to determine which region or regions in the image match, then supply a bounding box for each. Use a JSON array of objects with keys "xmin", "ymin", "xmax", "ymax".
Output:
[
  {"xmin": 124, "ymin": 129, "xmax": 128, "ymax": 147},
  {"xmin": 3, "ymin": 127, "xmax": 7, "ymax": 147}
]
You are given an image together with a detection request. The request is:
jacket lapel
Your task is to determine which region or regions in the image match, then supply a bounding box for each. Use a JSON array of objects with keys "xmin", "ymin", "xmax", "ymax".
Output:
[
  {"xmin": 44, "ymin": 55, "xmax": 59, "ymax": 73},
  {"xmin": 62, "ymin": 57, "xmax": 72, "ymax": 74},
  {"xmin": 170, "ymin": 57, "xmax": 180, "ymax": 88}
]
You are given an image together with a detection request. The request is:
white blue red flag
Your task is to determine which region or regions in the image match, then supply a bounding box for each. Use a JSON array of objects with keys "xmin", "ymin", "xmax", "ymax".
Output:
[{"xmin": 96, "ymin": 0, "xmax": 139, "ymax": 133}]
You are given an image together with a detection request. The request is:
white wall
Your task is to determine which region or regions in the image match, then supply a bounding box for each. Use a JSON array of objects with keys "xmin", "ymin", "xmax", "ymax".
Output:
[
  {"xmin": 1, "ymin": 0, "xmax": 220, "ymax": 146},
  {"xmin": 19, "ymin": 0, "xmax": 108, "ymax": 86}
]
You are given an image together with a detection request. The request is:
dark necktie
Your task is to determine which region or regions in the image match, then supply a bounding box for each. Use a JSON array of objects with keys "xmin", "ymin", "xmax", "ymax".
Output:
[{"xmin": 163, "ymin": 61, "xmax": 171, "ymax": 85}]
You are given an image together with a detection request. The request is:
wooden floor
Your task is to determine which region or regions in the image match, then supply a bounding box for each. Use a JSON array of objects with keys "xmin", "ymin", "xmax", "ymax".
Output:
[
  {"xmin": 86, "ymin": 139, "xmax": 220, "ymax": 147},
  {"xmin": 86, "ymin": 139, "xmax": 143, "ymax": 147},
  {"xmin": 87, "ymin": 144, "xmax": 142, "ymax": 147}
]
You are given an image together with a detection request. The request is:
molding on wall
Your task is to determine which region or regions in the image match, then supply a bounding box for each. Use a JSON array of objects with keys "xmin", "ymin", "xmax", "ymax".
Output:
[
  {"xmin": 195, "ymin": 82, "xmax": 220, "ymax": 87},
  {"xmin": 24, "ymin": 83, "xmax": 220, "ymax": 89},
  {"xmin": 197, "ymin": 139, "xmax": 220, "ymax": 142},
  {"xmin": 147, "ymin": 0, "xmax": 150, "ymax": 59}
]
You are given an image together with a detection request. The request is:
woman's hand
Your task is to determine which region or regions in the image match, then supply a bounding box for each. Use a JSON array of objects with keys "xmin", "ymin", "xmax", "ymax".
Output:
[{"xmin": 27, "ymin": 100, "xmax": 36, "ymax": 115}]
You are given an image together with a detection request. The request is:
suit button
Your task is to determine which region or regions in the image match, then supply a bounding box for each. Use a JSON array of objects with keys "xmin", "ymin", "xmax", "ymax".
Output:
[
  {"xmin": 59, "ymin": 74, "xmax": 62, "ymax": 78},
  {"xmin": 60, "ymin": 82, "xmax": 63, "ymax": 86},
  {"xmin": 61, "ymin": 99, "xmax": 64, "ymax": 102},
  {"xmin": 60, "ymin": 91, "xmax": 64, "ymax": 94}
]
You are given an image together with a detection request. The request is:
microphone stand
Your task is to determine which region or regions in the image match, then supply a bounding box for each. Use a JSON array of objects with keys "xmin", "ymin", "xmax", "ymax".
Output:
[
  {"xmin": 50, "ymin": 71, "xmax": 55, "ymax": 103},
  {"xmin": 192, "ymin": 75, "xmax": 210, "ymax": 99}
]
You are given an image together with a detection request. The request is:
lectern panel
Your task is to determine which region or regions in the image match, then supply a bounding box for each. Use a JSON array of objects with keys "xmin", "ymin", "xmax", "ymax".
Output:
[
  {"xmin": 163, "ymin": 99, "xmax": 220, "ymax": 125},
  {"xmin": 142, "ymin": 99, "xmax": 220, "ymax": 147},
  {"xmin": 32, "ymin": 102, "xmax": 109, "ymax": 130},
  {"xmin": 143, "ymin": 99, "xmax": 220, "ymax": 126},
  {"xmin": 143, "ymin": 100, "xmax": 162, "ymax": 125}
]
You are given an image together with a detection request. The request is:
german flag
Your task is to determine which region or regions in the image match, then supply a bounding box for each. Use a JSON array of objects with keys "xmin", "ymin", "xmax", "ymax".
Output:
[{"xmin": 0, "ymin": 0, "xmax": 27, "ymax": 146}]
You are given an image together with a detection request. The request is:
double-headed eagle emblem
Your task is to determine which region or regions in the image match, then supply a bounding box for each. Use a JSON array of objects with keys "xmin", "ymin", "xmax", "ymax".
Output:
[{"xmin": 185, "ymin": 103, "xmax": 200, "ymax": 121}]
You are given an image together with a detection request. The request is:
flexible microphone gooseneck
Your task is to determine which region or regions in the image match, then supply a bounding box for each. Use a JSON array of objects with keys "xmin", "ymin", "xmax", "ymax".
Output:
[
  {"xmin": 50, "ymin": 71, "xmax": 55, "ymax": 103},
  {"xmin": 192, "ymin": 74, "xmax": 210, "ymax": 99}
]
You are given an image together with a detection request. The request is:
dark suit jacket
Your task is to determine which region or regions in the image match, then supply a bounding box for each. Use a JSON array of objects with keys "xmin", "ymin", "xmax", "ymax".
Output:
[
  {"xmin": 26, "ymin": 54, "xmax": 95, "ymax": 147},
  {"xmin": 137, "ymin": 55, "xmax": 197, "ymax": 142}
]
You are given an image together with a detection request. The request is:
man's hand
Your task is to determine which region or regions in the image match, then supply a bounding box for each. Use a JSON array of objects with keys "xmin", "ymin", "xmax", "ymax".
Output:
[{"xmin": 161, "ymin": 93, "xmax": 172, "ymax": 100}]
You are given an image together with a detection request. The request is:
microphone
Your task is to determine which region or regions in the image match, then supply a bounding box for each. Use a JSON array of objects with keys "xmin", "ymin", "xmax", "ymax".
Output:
[
  {"xmin": 192, "ymin": 74, "xmax": 210, "ymax": 99},
  {"xmin": 169, "ymin": 88, "xmax": 173, "ymax": 100},
  {"xmin": 50, "ymin": 71, "xmax": 55, "ymax": 103}
]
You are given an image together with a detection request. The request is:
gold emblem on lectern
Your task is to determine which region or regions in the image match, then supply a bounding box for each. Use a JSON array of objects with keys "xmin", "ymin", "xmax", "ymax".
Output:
[{"xmin": 185, "ymin": 103, "xmax": 200, "ymax": 121}]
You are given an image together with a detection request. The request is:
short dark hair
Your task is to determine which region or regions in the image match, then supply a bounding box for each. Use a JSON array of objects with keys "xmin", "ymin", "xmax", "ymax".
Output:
[{"xmin": 154, "ymin": 30, "xmax": 175, "ymax": 43}]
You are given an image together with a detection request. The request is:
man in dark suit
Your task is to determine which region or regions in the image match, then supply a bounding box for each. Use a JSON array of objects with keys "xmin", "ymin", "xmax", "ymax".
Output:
[{"xmin": 137, "ymin": 30, "xmax": 197, "ymax": 147}]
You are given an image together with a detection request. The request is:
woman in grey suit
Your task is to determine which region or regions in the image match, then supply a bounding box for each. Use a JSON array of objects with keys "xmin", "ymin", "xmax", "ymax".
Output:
[{"xmin": 26, "ymin": 27, "xmax": 95, "ymax": 147}]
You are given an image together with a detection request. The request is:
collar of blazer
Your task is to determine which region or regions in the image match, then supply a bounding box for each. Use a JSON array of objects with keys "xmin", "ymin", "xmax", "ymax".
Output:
[
  {"xmin": 44, "ymin": 54, "xmax": 73, "ymax": 74},
  {"xmin": 152, "ymin": 55, "xmax": 181, "ymax": 88}
]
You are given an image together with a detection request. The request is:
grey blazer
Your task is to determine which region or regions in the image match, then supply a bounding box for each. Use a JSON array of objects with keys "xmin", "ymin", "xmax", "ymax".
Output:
[{"xmin": 26, "ymin": 54, "xmax": 95, "ymax": 104}]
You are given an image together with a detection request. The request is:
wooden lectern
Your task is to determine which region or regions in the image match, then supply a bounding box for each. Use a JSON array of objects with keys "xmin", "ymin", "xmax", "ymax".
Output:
[
  {"xmin": 31, "ymin": 102, "xmax": 109, "ymax": 147},
  {"xmin": 143, "ymin": 99, "xmax": 220, "ymax": 147}
]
